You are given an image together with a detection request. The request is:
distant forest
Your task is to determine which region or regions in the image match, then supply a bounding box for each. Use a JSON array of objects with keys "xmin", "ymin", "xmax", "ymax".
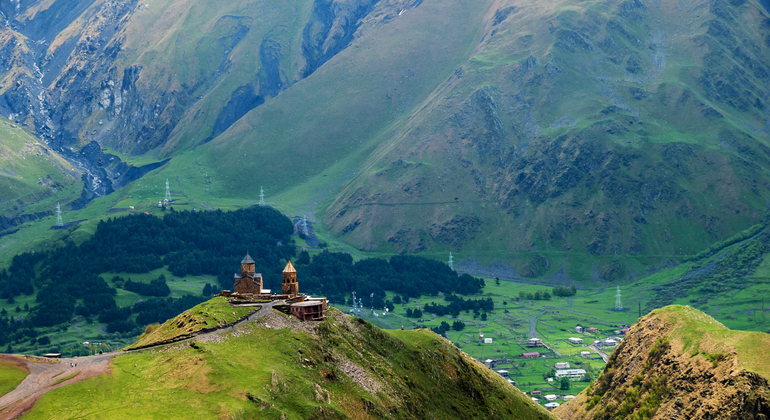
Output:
[{"xmin": 0, "ymin": 206, "xmax": 483, "ymax": 347}]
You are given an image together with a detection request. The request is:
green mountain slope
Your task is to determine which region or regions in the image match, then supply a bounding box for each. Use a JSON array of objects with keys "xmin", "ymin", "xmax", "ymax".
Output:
[
  {"xmin": 554, "ymin": 305, "xmax": 770, "ymax": 419},
  {"xmin": 150, "ymin": 0, "xmax": 770, "ymax": 279},
  {"xmin": 22, "ymin": 308, "xmax": 554, "ymax": 420},
  {"xmin": 315, "ymin": 0, "xmax": 770, "ymax": 273},
  {"xmin": 0, "ymin": 118, "xmax": 81, "ymax": 229},
  {"xmin": 0, "ymin": 0, "xmax": 769, "ymax": 278}
]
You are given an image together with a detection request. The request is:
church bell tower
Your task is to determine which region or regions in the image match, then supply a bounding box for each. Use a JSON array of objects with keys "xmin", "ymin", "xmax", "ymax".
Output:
[{"xmin": 281, "ymin": 261, "xmax": 298, "ymax": 297}]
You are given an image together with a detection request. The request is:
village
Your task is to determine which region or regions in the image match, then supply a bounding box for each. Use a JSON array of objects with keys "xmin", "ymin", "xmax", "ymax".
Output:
[{"xmin": 343, "ymin": 280, "xmax": 634, "ymax": 411}]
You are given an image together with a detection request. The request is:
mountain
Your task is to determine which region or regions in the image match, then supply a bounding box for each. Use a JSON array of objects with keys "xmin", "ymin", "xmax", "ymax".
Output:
[
  {"xmin": 554, "ymin": 305, "xmax": 770, "ymax": 419},
  {"xmin": 0, "ymin": 117, "xmax": 81, "ymax": 231},
  {"xmin": 19, "ymin": 306, "xmax": 555, "ymax": 419},
  {"xmin": 0, "ymin": 0, "xmax": 769, "ymax": 278}
]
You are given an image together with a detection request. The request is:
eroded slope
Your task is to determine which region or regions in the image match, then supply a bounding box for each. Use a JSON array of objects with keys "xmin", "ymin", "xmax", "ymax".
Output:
[{"xmin": 554, "ymin": 305, "xmax": 770, "ymax": 419}]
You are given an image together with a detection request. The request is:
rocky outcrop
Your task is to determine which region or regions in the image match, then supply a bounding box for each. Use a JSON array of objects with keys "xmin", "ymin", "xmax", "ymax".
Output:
[{"xmin": 554, "ymin": 306, "xmax": 770, "ymax": 419}]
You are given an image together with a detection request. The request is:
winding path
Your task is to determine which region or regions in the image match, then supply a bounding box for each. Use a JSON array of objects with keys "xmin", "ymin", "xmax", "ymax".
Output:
[
  {"xmin": 0, "ymin": 301, "xmax": 281, "ymax": 419},
  {"xmin": 528, "ymin": 310, "xmax": 546, "ymax": 338}
]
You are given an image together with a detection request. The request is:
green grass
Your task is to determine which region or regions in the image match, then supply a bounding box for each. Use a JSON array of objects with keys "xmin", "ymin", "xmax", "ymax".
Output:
[
  {"xmin": 0, "ymin": 358, "xmax": 28, "ymax": 397},
  {"xmin": 23, "ymin": 309, "xmax": 554, "ymax": 419},
  {"xmin": 52, "ymin": 372, "xmax": 79, "ymax": 386},
  {"xmin": 0, "ymin": 116, "xmax": 81, "ymax": 215},
  {"xmin": 127, "ymin": 297, "xmax": 256, "ymax": 349},
  {"xmin": 652, "ymin": 306, "xmax": 770, "ymax": 380}
]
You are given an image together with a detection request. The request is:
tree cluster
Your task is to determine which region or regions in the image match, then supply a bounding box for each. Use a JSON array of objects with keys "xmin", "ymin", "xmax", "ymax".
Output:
[
  {"xmin": 297, "ymin": 251, "xmax": 485, "ymax": 305},
  {"xmin": 123, "ymin": 275, "xmax": 171, "ymax": 297},
  {"xmin": 0, "ymin": 252, "xmax": 42, "ymax": 300},
  {"xmin": 518, "ymin": 290, "xmax": 552, "ymax": 301},
  {"xmin": 4, "ymin": 206, "xmax": 292, "ymax": 336},
  {"xmin": 552, "ymin": 285, "xmax": 577, "ymax": 297},
  {"xmin": 431, "ymin": 321, "xmax": 452, "ymax": 336}
]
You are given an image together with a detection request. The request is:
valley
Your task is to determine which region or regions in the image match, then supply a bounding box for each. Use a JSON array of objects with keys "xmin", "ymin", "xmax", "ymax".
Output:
[{"xmin": 0, "ymin": 0, "xmax": 769, "ymax": 416}]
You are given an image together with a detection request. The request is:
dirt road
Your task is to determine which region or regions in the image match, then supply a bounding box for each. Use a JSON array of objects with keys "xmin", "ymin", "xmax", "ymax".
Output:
[
  {"xmin": 0, "ymin": 352, "xmax": 116, "ymax": 419},
  {"xmin": 0, "ymin": 302, "xmax": 281, "ymax": 419}
]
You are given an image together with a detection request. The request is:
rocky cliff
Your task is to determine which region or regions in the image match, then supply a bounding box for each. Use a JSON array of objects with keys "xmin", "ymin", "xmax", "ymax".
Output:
[{"xmin": 554, "ymin": 305, "xmax": 770, "ymax": 419}]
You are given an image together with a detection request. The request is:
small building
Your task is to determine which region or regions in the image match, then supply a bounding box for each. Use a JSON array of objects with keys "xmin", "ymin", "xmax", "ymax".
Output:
[
  {"xmin": 484, "ymin": 359, "xmax": 498, "ymax": 369},
  {"xmin": 568, "ymin": 337, "xmax": 583, "ymax": 345},
  {"xmin": 43, "ymin": 353, "xmax": 61, "ymax": 359},
  {"xmin": 484, "ymin": 337, "xmax": 493, "ymax": 344},
  {"xmin": 532, "ymin": 397, "xmax": 539, "ymax": 403},
  {"xmin": 555, "ymin": 362, "xmax": 570, "ymax": 369},
  {"xmin": 603, "ymin": 339, "xmax": 618, "ymax": 347},
  {"xmin": 546, "ymin": 377, "xmax": 553, "ymax": 383},
  {"xmin": 564, "ymin": 395, "xmax": 575, "ymax": 401},
  {"xmin": 620, "ymin": 327, "xmax": 629, "ymax": 335},
  {"xmin": 521, "ymin": 352, "xmax": 540, "ymax": 359},
  {"xmin": 580, "ymin": 351, "xmax": 591, "ymax": 358},
  {"xmin": 527, "ymin": 337, "xmax": 543, "ymax": 347},
  {"xmin": 586, "ymin": 327, "xmax": 598, "ymax": 333},
  {"xmin": 545, "ymin": 402, "xmax": 560, "ymax": 410},
  {"xmin": 530, "ymin": 390, "xmax": 542, "ymax": 396},
  {"xmin": 289, "ymin": 301, "xmax": 326, "ymax": 321},
  {"xmin": 555, "ymin": 369, "xmax": 587, "ymax": 381},
  {"xmin": 496, "ymin": 370, "xmax": 509, "ymax": 378},
  {"xmin": 507, "ymin": 379, "xmax": 517, "ymax": 386},
  {"xmin": 575, "ymin": 325, "xmax": 584, "ymax": 333},
  {"xmin": 544, "ymin": 394, "xmax": 558, "ymax": 401}
]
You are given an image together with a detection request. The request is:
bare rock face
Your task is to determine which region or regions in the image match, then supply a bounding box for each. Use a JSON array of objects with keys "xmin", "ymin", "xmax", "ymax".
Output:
[{"xmin": 554, "ymin": 306, "xmax": 770, "ymax": 420}]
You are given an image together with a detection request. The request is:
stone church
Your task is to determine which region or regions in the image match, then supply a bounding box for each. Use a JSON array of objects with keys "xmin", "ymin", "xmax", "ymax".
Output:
[{"xmin": 233, "ymin": 253, "xmax": 265, "ymax": 295}]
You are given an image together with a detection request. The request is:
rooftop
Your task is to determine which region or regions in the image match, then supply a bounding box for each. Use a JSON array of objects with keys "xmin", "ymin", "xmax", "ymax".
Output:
[
  {"xmin": 283, "ymin": 260, "xmax": 296, "ymax": 273},
  {"xmin": 556, "ymin": 369, "xmax": 587, "ymax": 375},
  {"xmin": 241, "ymin": 253, "xmax": 255, "ymax": 264},
  {"xmin": 291, "ymin": 301, "xmax": 324, "ymax": 307}
]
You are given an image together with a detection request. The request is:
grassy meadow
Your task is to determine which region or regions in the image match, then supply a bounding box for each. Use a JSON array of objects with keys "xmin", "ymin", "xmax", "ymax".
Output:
[{"xmin": 0, "ymin": 358, "xmax": 28, "ymax": 397}]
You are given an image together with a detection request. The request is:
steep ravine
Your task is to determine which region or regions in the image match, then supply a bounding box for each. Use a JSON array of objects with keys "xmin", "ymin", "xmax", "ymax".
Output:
[{"xmin": 554, "ymin": 306, "xmax": 770, "ymax": 419}]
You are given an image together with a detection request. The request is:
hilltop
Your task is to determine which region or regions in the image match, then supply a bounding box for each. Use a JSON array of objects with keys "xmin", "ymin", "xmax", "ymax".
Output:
[
  {"xmin": 554, "ymin": 305, "xmax": 770, "ymax": 419},
  {"xmin": 15, "ymin": 306, "xmax": 554, "ymax": 419}
]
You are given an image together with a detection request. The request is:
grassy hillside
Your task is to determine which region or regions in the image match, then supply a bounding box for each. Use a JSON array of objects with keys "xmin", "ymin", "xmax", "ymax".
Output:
[
  {"xmin": 653, "ymin": 305, "xmax": 770, "ymax": 380},
  {"xmin": 317, "ymin": 0, "xmax": 770, "ymax": 274},
  {"xmin": 554, "ymin": 305, "xmax": 770, "ymax": 419},
  {"xmin": 0, "ymin": 117, "xmax": 81, "ymax": 221},
  {"xmin": 22, "ymin": 308, "xmax": 554, "ymax": 419},
  {"xmin": 127, "ymin": 297, "xmax": 256, "ymax": 349},
  {"xmin": 0, "ymin": 357, "xmax": 28, "ymax": 397},
  {"xmin": 111, "ymin": 0, "xmax": 770, "ymax": 280}
]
